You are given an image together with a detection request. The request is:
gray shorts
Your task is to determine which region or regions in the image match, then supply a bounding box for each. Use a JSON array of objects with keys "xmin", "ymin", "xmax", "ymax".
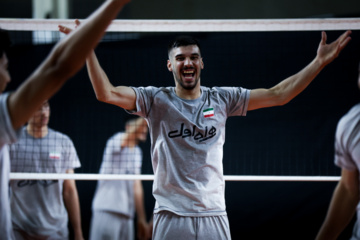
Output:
[
  {"xmin": 89, "ymin": 210, "xmax": 133, "ymax": 240},
  {"xmin": 153, "ymin": 211, "xmax": 231, "ymax": 240},
  {"xmin": 13, "ymin": 227, "xmax": 68, "ymax": 240}
]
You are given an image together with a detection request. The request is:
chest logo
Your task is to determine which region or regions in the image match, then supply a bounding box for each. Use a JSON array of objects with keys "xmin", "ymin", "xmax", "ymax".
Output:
[
  {"xmin": 168, "ymin": 123, "xmax": 216, "ymax": 142},
  {"xmin": 49, "ymin": 152, "xmax": 61, "ymax": 160},
  {"xmin": 203, "ymin": 108, "xmax": 214, "ymax": 118}
]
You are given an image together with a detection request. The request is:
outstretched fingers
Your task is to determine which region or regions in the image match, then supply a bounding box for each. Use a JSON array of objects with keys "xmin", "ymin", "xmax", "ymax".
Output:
[
  {"xmin": 320, "ymin": 31, "xmax": 327, "ymax": 45},
  {"xmin": 317, "ymin": 30, "xmax": 352, "ymax": 66},
  {"xmin": 337, "ymin": 30, "xmax": 352, "ymax": 50},
  {"xmin": 58, "ymin": 25, "xmax": 72, "ymax": 34},
  {"xmin": 58, "ymin": 19, "xmax": 81, "ymax": 35}
]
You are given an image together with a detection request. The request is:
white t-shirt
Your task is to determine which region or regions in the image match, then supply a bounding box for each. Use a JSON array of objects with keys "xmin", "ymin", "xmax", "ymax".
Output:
[
  {"xmin": 334, "ymin": 103, "xmax": 360, "ymax": 224},
  {"xmin": 130, "ymin": 86, "xmax": 250, "ymax": 216},
  {"xmin": 92, "ymin": 132, "xmax": 143, "ymax": 218},
  {"xmin": 9, "ymin": 127, "xmax": 81, "ymax": 238},
  {"xmin": 0, "ymin": 92, "xmax": 20, "ymax": 240}
]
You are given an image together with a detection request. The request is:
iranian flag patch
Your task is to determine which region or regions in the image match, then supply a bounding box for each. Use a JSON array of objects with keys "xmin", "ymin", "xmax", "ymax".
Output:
[
  {"xmin": 203, "ymin": 108, "xmax": 214, "ymax": 118},
  {"xmin": 49, "ymin": 152, "xmax": 61, "ymax": 160}
]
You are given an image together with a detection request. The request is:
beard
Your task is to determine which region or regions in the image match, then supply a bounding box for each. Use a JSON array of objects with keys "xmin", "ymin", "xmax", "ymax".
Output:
[{"xmin": 174, "ymin": 74, "xmax": 200, "ymax": 90}]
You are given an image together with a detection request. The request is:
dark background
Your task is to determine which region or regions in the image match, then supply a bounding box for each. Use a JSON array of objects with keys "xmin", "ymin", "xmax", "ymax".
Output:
[
  {"xmin": 1, "ymin": 0, "xmax": 360, "ymax": 19},
  {"xmin": 5, "ymin": 30, "xmax": 360, "ymax": 239}
]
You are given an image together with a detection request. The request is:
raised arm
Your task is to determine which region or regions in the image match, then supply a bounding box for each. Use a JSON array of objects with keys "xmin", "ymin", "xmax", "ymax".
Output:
[
  {"xmin": 248, "ymin": 30, "xmax": 351, "ymax": 111},
  {"xmin": 59, "ymin": 20, "xmax": 137, "ymax": 111},
  {"xmin": 315, "ymin": 168, "xmax": 359, "ymax": 240},
  {"xmin": 7, "ymin": 0, "xmax": 131, "ymax": 129},
  {"xmin": 86, "ymin": 51, "xmax": 137, "ymax": 110}
]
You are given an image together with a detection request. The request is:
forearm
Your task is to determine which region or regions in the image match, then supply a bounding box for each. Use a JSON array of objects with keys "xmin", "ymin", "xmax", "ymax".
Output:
[
  {"xmin": 134, "ymin": 180, "xmax": 147, "ymax": 222},
  {"xmin": 271, "ymin": 57, "xmax": 324, "ymax": 106},
  {"xmin": 86, "ymin": 51, "xmax": 114, "ymax": 102},
  {"xmin": 63, "ymin": 181, "xmax": 83, "ymax": 240},
  {"xmin": 7, "ymin": 0, "xmax": 129, "ymax": 129},
  {"xmin": 248, "ymin": 57, "xmax": 325, "ymax": 111},
  {"xmin": 248, "ymin": 30, "xmax": 350, "ymax": 111},
  {"xmin": 316, "ymin": 183, "xmax": 358, "ymax": 240},
  {"xmin": 86, "ymin": 50, "xmax": 137, "ymax": 109}
]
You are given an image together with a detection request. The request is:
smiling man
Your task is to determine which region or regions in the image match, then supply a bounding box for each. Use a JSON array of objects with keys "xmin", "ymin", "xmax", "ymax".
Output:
[
  {"xmin": 167, "ymin": 41, "xmax": 204, "ymax": 94},
  {"xmin": 63, "ymin": 31, "xmax": 351, "ymax": 239}
]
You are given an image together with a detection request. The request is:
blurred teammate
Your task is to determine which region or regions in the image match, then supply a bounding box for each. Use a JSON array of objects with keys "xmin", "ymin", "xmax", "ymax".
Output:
[
  {"xmin": 316, "ymin": 63, "xmax": 360, "ymax": 240},
  {"xmin": 0, "ymin": 0, "xmax": 131, "ymax": 239},
  {"xmin": 60, "ymin": 21, "xmax": 351, "ymax": 239},
  {"xmin": 89, "ymin": 117, "xmax": 151, "ymax": 240},
  {"xmin": 9, "ymin": 101, "xmax": 83, "ymax": 239}
]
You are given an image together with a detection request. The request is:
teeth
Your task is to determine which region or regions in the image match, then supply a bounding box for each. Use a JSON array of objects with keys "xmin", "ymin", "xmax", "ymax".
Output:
[{"xmin": 183, "ymin": 71, "xmax": 194, "ymax": 74}]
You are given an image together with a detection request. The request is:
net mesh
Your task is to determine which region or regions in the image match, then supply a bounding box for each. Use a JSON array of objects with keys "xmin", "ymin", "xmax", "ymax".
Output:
[{"xmin": 2, "ymin": 18, "xmax": 360, "ymax": 181}]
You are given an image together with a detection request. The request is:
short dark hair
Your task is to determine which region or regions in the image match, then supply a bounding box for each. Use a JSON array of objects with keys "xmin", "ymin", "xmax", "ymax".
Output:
[
  {"xmin": 167, "ymin": 35, "xmax": 201, "ymax": 56},
  {"xmin": 0, "ymin": 29, "xmax": 11, "ymax": 58}
]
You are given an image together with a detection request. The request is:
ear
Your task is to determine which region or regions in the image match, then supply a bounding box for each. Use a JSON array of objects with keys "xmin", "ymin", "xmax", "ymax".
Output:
[
  {"xmin": 167, "ymin": 59, "xmax": 173, "ymax": 72},
  {"xmin": 201, "ymin": 58, "xmax": 204, "ymax": 69}
]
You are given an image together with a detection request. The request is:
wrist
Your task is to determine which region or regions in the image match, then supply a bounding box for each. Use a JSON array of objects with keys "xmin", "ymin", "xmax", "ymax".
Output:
[{"xmin": 312, "ymin": 56, "xmax": 326, "ymax": 71}]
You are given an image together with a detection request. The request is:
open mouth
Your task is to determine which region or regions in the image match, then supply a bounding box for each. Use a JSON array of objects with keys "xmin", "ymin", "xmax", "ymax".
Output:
[{"xmin": 182, "ymin": 69, "xmax": 195, "ymax": 80}]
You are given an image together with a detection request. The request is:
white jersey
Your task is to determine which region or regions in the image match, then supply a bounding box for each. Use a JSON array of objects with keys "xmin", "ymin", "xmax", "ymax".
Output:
[
  {"xmin": 0, "ymin": 92, "xmax": 20, "ymax": 240},
  {"xmin": 92, "ymin": 132, "xmax": 143, "ymax": 218},
  {"xmin": 130, "ymin": 86, "xmax": 250, "ymax": 216},
  {"xmin": 9, "ymin": 127, "xmax": 81, "ymax": 239},
  {"xmin": 334, "ymin": 103, "xmax": 360, "ymax": 225}
]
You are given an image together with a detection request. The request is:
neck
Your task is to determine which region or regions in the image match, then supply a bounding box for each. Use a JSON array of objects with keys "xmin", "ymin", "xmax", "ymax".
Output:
[
  {"xmin": 175, "ymin": 85, "xmax": 201, "ymax": 100},
  {"xmin": 121, "ymin": 133, "xmax": 137, "ymax": 148},
  {"xmin": 27, "ymin": 124, "xmax": 48, "ymax": 138}
]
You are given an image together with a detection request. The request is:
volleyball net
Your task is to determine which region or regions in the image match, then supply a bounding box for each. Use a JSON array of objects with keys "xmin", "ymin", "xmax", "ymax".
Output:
[{"xmin": 2, "ymin": 18, "xmax": 360, "ymax": 181}]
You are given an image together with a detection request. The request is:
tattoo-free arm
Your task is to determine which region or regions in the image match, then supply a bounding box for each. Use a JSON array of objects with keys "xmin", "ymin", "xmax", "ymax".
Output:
[
  {"xmin": 63, "ymin": 169, "xmax": 84, "ymax": 240},
  {"xmin": 248, "ymin": 30, "xmax": 351, "ymax": 111},
  {"xmin": 8, "ymin": 0, "xmax": 131, "ymax": 129},
  {"xmin": 316, "ymin": 168, "xmax": 359, "ymax": 240}
]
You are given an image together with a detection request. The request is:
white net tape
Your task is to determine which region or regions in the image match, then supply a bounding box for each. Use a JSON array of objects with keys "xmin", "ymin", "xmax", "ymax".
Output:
[
  {"xmin": 9, "ymin": 173, "xmax": 340, "ymax": 181},
  {"xmin": 0, "ymin": 18, "xmax": 359, "ymax": 32}
]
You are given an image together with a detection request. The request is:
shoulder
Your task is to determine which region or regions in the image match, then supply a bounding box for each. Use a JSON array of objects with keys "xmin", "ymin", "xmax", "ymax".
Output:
[
  {"xmin": 0, "ymin": 93, "xmax": 10, "ymax": 130},
  {"xmin": 108, "ymin": 132, "xmax": 124, "ymax": 141},
  {"xmin": 337, "ymin": 103, "xmax": 360, "ymax": 137},
  {"xmin": 106, "ymin": 132, "xmax": 124, "ymax": 145},
  {"xmin": 48, "ymin": 128, "xmax": 73, "ymax": 142},
  {"xmin": 339, "ymin": 104, "xmax": 360, "ymax": 125},
  {"xmin": 0, "ymin": 92, "xmax": 10, "ymax": 105},
  {"xmin": 203, "ymin": 86, "xmax": 249, "ymax": 98},
  {"xmin": 132, "ymin": 86, "xmax": 173, "ymax": 96}
]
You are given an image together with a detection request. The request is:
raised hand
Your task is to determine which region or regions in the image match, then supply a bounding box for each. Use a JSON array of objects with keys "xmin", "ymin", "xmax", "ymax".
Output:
[
  {"xmin": 316, "ymin": 30, "xmax": 351, "ymax": 67},
  {"xmin": 58, "ymin": 19, "xmax": 81, "ymax": 35}
]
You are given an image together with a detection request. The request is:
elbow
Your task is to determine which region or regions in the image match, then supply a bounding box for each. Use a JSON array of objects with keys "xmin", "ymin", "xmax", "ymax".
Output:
[
  {"xmin": 62, "ymin": 188, "xmax": 74, "ymax": 201},
  {"xmin": 95, "ymin": 93, "xmax": 106, "ymax": 102},
  {"xmin": 270, "ymin": 90, "xmax": 291, "ymax": 107},
  {"xmin": 276, "ymin": 97, "xmax": 291, "ymax": 106},
  {"xmin": 95, "ymin": 92, "xmax": 112, "ymax": 103}
]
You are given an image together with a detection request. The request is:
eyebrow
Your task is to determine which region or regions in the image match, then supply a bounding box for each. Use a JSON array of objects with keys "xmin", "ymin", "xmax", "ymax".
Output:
[{"xmin": 175, "ymin": 53, "xmax": 200, "ymax": 58}]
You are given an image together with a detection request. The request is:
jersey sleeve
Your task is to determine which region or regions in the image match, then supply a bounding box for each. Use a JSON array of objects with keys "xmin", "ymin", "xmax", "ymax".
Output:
[
  {"xmin": 0, "ymin": 93, "xmax": 21, "ymax": 147},
  {"xmin": 334, "ymin": 118, "xmax": 357, "ymax": 171},
  {"xmin": 127, "ymin": 86, "xmax": 162, "ymax": 118},
  {"xmin": 62, "ymin": 135, "xmax": 81, "ymax": 170},
  {"xmin": 216, "ymin": 87, "xmax": 250, "ymax": 117}
]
